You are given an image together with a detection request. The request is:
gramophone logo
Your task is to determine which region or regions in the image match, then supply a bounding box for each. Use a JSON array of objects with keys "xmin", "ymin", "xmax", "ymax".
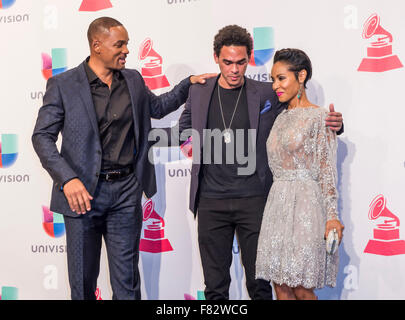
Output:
[
  {"xmin": 0, "ymin": 0, "xmax": 15, "ymax": 9},
  {"xmin": 95, "ymin": 288, "xmax": 102, "ymax": 300},
  {"xmin": 138, "ymin": 38, "xmax": 170, "ymax": 91},
  {"xmin": 42, "ymin": 48, "xmax": 67, "ymax": 80},
  {"xmin": 180, "ymin": 136, "xmax": 192, "ymax": 159},
  {"xmin": 140, "ymin": 199, "xmax": 173, "ymax": 253},
  {"xmin": 358, "ymin": 13, "xmax": 403, "ymax": 73},
  {"xmin": 79, "ymin": 0, "xmax": 112, "ymax": 11},
  {"xmin": 249, "ymin": 27, "xmax": 275, "ymax": 67},
  {"xmin": 0, "ymin": 134, "xmax": 17, "ymax": 168},
  {"xmin": 42, "ymin": 205, "xmax": 65, "ymax": 238},
  {"xmin": 364, "ymin": 195, "xmax": 405, "ymax": 256}
]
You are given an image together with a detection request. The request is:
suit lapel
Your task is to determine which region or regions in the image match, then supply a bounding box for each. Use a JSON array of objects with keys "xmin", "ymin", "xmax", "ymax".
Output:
[
  {"xmin": 76, "ymin": 63, "xmax": 100, "ymax": 138},
  {"xmin": 194, "ymin": 77, "xmax": 218, "ymax": 150},
  {"xmin": 121, "ymin": 69, "xmax": 140, "ymax": 152},
  {"xmin": 245, "ymin": 78, "xmax": 260, "ymax": 135},
  {"xmin": 74, "ymin": 64, "xmax": 142, "ymax": 153}
]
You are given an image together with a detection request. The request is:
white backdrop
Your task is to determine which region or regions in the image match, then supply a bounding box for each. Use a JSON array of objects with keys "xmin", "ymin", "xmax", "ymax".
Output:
[{"xmin": 0, "ymin": 0, "xmax": 404, "ymax": 300}]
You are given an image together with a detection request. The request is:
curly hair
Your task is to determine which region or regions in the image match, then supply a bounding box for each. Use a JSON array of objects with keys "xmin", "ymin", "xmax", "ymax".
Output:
[
  {"xmin": 213, "ymin": 25, "xmax": 253, "ymax": 58},
  {"xmin": 273, "ymin": 48, "xmax": 312, "ymax": 88}
]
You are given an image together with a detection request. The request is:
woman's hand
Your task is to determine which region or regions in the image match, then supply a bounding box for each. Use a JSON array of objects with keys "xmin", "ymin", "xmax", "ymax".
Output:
[{"xmin": 324, "ymin": 219, "xmax": 344, "ymax": 244}]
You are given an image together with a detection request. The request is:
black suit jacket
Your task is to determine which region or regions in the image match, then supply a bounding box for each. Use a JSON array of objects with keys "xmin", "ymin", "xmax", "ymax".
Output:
[{"xmin": 32, "ymin": 61, "xmax": 191, "ymax": 217}]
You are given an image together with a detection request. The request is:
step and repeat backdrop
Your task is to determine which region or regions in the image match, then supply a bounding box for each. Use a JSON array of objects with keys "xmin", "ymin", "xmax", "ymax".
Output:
[{"xmin": 0, "ymin": 0, "xmax": 404, "ymax": 300}]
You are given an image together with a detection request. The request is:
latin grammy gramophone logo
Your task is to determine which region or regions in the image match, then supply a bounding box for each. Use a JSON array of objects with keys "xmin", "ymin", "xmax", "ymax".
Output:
[
  {"xmin": 95, "ymin": 287, "xmax": 102, "ymax": 300},
  {"xmin": 364, "ymin": 195, "xmax": 405, "ymax": 256},
  {"xmin": 138, "ymin": 38, "xmax": 170, "ymax": 90},
  {"xmin": 180, "ymin": 136, "xmax": 192, "ymax": 159},
  {"xmin": 79, "ymin": 0, "xmax": 112, "ymax": 11},
  {"xmin": 358, "ymin": 13, "xmax": 403, "ymax": 73},
  {"xmin": 140, "ymin": 199, "xmax": 173, "ymax": 253}
]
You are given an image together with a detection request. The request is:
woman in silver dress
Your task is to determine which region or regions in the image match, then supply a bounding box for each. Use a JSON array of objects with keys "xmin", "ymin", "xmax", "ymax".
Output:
[{"xmin": 255, "ymin": 49, "xmax": 344, "ymax": 300}]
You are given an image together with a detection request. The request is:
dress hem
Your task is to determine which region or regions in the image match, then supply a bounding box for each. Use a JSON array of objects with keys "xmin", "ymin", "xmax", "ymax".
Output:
[{"xmin": 255, "ymin": 274, "xmax": 336, "ymax": 290}]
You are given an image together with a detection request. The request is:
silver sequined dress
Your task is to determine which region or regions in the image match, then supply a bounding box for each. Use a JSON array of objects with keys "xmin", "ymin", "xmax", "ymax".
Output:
[{"xmin": 256, "ymin": 106, "xmax": 339, "ymax": 289}]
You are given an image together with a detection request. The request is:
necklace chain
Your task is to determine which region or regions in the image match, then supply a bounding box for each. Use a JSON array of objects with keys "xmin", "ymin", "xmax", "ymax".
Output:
[{"xmin": 217, "ymin": 84, "xmax": 244, "ymax": 131}]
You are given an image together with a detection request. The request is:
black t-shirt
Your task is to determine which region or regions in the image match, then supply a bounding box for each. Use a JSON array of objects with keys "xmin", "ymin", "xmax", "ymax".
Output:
[{"xmin": 199, "ymin": 81, "xmax": 265, "ymax": 199}]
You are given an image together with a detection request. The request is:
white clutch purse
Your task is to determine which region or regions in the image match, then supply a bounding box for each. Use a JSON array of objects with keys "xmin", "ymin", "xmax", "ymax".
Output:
[{"xmin": 326, "ymin": 228, "xmax": 339, "ymax": 255}]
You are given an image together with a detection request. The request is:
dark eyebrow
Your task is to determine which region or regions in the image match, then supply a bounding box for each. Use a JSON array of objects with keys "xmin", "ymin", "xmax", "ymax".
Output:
[
  {"xmin": 222, "ymin": 58, "xmax": 247, "ymax": 64},
  {"xmin": 114, "ymin": 39, "xmax": 129, "ymax": 45}
]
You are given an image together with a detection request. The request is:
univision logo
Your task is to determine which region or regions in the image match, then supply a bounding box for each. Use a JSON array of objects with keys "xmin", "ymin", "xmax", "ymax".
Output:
[
  {"xmin": 168, "ymin": 168, "xmax": 191, "ymax": 178},
  {"xmin": 0, "ymin": 133, "xmax": 30, "ymax": 183},
  {"xmin": 42, "ymin": 205, "xmax": 65, "ymax": 238},
  {"xmin": 32, "ymin": 49, "xmax": 67, "ymax": 100},
  {"xmin": 0, "ymin": 0, "xmax": 16, "ymax": 9},
  {"xmin": 0, "ymin": 134, "xmax": 17, "ymax": 168},
  {"xmin": 249, "ymin": 27, "xmax": 275, "ymax": 66},
  {"xmin": 0, "ymin": 286, "xmax": 18, "ymax": 300},
  {"xmin": 184, "ymin": 291, "xmax": 205, "ymax": 300},
  {"xmin": 30, "ymin": 207, "xmax": 66, "ymax": 255},
  {"xmin": 0, "ymin": 0, "xmax": 30, "ymax": 24},
  {"xmin": 42, "ymin": 48, "xmax": 67, "ymax": 80}
]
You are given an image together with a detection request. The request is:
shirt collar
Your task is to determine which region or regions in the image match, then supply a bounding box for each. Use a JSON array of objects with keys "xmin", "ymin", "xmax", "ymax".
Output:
[{"xmin": 84, "ymin": 56, "xmax": 123, "ymax": 85}]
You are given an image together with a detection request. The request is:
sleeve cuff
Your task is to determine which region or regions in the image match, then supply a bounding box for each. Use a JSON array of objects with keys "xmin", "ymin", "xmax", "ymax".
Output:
[{"xmin": 60, "ymin": 177, "xmax": 78, "ymax": 191}]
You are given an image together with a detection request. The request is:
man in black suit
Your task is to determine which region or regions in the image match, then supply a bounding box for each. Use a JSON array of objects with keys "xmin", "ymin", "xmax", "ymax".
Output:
[
  {"xmin": 166, "ymin": 25, "xmax": 343, "ymax": 300},
  {"xmin": 32, "ymin": 16, "xmax": 213, "ymax": 300}
]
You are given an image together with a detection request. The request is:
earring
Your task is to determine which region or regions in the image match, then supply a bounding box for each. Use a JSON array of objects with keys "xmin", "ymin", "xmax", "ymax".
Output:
[{"xmin": 297, "ymin": 83, "xmax": 303, "ymax": 99}]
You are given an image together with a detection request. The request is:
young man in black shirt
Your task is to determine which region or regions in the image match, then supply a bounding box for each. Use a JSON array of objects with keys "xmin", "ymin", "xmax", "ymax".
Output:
[{"xmin": 171, "ymin": 25, "xmax": 343, "ymax": 300}]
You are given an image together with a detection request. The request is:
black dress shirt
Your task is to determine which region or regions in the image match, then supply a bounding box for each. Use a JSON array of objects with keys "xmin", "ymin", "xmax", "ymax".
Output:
[{"xmin": 84, "ymin": 58, "xmax": 134, "ymax": 170}]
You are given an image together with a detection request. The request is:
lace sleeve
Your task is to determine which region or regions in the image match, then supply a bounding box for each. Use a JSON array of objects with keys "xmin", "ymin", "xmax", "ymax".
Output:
[{"xmin": 316, "ymin": 110, "xmax": 339, "ymax": 221}]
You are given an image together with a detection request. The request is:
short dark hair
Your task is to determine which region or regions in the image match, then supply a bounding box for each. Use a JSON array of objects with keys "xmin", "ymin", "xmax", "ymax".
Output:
[
  {"xmin": 213, "ymin": 25, "xmax": 252, "ymax": 58},
  {"xmin": 87, "ymin": 16, "xmax": 123, "ymax": 45},
  {"xmin": 273, "ymin": 48, "xmax": 312, "ymax": 88}
]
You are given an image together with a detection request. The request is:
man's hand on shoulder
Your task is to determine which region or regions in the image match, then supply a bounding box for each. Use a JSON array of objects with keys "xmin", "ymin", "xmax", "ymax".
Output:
[
  {"xmin": 326, "ymin": 103, "xmax": 343, "ymax": 132},
  {"xmin": 190, "ymin": 73, "xmax": 217, "ymax": 84}
]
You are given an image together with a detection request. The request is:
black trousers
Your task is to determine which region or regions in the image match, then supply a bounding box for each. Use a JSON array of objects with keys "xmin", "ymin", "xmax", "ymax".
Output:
[
  {"xmin": 64, "ymin": 173, "xmax": 143, "ymax": 300},
  {"xmin": 197, "ymin": 196, "xmax": 273, "ymax": 300}
]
